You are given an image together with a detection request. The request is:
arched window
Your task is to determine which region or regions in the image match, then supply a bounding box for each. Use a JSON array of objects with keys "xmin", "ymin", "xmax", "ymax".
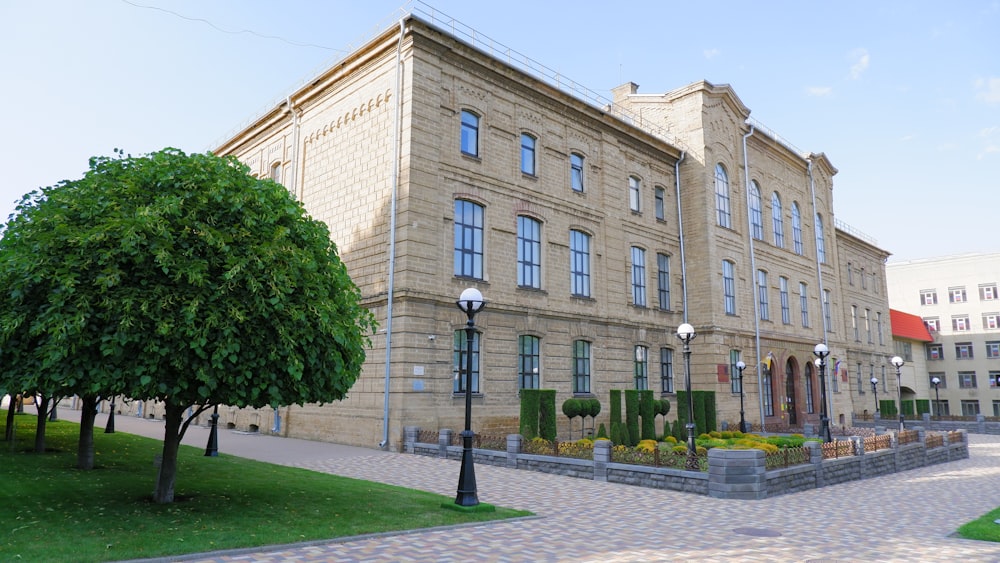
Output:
[
  {"xmin": 771, "ymin": 192, "xmax": 784, "ymax": 248},
  {"xmin": 520, "ymin": 133, "xmax": 536, "ymax": 175},
  {"xmin": 460, "ymin": 110, "xmax": 480, "ymax": 157},
  {"xmin": 815, "ymin": 213, "xmax": 826, "ymax": 263},
  {"xmin": 749, "ymin": 181, "xmax": 763, "ymax": 240},
  {"xmin": 715, "ymin": 164, "xmax": 731, "ymax": 228},
  {"xmin": 454, "ymin": 199, "xmax": 484, "ymax": 279},
  {"xmin": 628, "ymin": 176, "xmax": 641, "ymax": 212},
  {"xmin": 791, "ymin": 202, "xmax": 803, "ymax": 255},
  {"xmin": 570, "ymin": 153, "xmax": 585, "ymax": 192},
  {"xmin": 269, "ymin": 162, "xmax": 282, "ymax": 183},
  {"xmin": 517, "ymin": 216, "xmax": 541, "ymax": 288}
]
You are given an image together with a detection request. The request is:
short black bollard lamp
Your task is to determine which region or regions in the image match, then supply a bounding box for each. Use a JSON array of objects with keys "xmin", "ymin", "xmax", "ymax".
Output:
[
  {"xmin": 813, "ymin": 343, "xmax": 831, "ymax": 443},
  {"xmin": 676, "ymin": 322, "xmax": 699, "ymax": 470},
  {"xmin": 871, "ymin": 377, "xmax": 879, "ymax": 415},
  {"xmin": 205, "ymin": 404, "xmax": 219, "ymax": 457},
  {"xmin": 931, "ymin": 376, "xmax": 941, "ymax": 419},
  {"xmin": 891, "ymin": 356, "xmax": 905, "ymax": 432},
  {"xmin": 455, "ymin": 287, "xmax": 485, "ymax": 506},
  {"xmin": 105, "ymin": 396, "xmax": 116, "ymax": 433},
  {"xmin": 735, "ymin": 360, "xmax": 747, "ymax": 433}
]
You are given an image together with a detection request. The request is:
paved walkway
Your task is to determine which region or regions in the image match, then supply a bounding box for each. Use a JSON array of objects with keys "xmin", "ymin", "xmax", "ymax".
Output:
[{"xmin": 59, "ymin": 408, "xmax": 1000, "ymax": 562}]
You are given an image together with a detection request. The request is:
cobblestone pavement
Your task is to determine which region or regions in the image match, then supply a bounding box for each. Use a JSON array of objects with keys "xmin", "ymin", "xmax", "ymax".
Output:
[{"xmin": 169, "ymin": 434, "xmax": 1000, "ymax": 563}]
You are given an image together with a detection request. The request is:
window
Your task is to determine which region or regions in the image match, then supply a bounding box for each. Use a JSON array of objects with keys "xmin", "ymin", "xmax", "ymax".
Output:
[
  {"xmin": 950, "ymin": 287, "xmax": 967, "ymax": 303},
  {"xmin": 634, "ymin": 345, "xmax": 649, "ymax": 390},
  {"xmin": 730, "ymin": 350, "xmax": 742, "ymax": 394},
  {"xmin": 861, "ymin": 267, "xmax": 867, "ymax": 290},
  {"xmin": 985, "ymin": 313, "xmax": 1000, "ymax": 330},
  {"xmin": 823, "ymin": 290, "xmax": 833, "ymax": 332},
  {"xmin": 517, "ymin": 216, "xmax": 541, "ymax": 289},
  {"xmin": 269, "ymin": 162, "xmax": 282, "ymax": 183},
  {"xmin": 454, "ymin": 200, "xmax": 484, "ymax": 279},
  {"xmin": 929, "ymin": 373, "xmax": 947, "ymax": 389},
  {"xmin": 660, "ymin": 348, "xmax": 675, "ymax": 393},
  {"xmin": 520, "ymin": 133, "xmax": 536, "ymax": 175},
  {"xmin": 518, "ymin": 335, "xmax": 540, "ymax": 390},
  {"xmin": 570, "ymin": 153, "xmax": 585, "ymax": 192},
  {"xmin": 715, "ymin": 164, "xmax": 731, "ymax": 228},
  {"xmin": 956, "ymin": 342, "xmax": 974, "ymax": 359},
  {"xmin": 993, "ymin": 400, "xmax": 1000, "ymax": 418},
  {"xmin": 570, "ymin": 230, "xmax": 591, "ymax": 297},
  {"xmin": 771, "ymin": 192, "xmax": 784, "ymax": 248},
  {"xmin": 953, "ymin": 315, "xmax": 971, "ymax": 332},
  {"xmin": 934, "ymin": 400, "xmax": 950, "ymax": 417},
  {"xmin": 897, "ymin": 341, "xmax": 914, "ymax": 362},
  {"xmin": 453, "ymin": 330, "xmax": 480, "ymax": 393},
  {"xmin": 631, "ymin": 246, "xmax": 647, "ymax": 307},
  {"xmin": 991, "ymin": 371, "xmax": 1000, "ymax": 388},
  {"xmin": 924, "ymin": 317, "xmax": 940, "ymax": 332},
  {"xmin": 927, "ymin": 344, "xmax": 944, "ymax": 360},
  {"xmin": 762, "ymin": 368, "xmax": 774, "ymax": 416},
  {"xmin": 830, "ymin": 358, "xmax": 840, "ymax": 393},
  {"xmin": 654, "ymin": 187, "xmax": 665, "ymax": 221},
  {"xmin": 876, "ymin": 311, "xmax": 883, "ymax": 345},
  {"xmin": 847, "ymin": 262, "xmax": 854, "ymax": 286},
  {"xmin": 987, "ymin": 341, "xmax": 1000, "ymax": 358},
  {"xmin": 852, "ymin": 306, "xmax": 859, "ymax": 341},
  {"xmin": 815, "ymin": 213, "xmax": 826, "ymax": 263},
  {"xmin": 749, "ymin": 181, "xmax": 763, "ymax": 240},
  {"xmin": 981, "ymin": 283, "xmax": 998, "ymax": 301},
  {"xmin": 628, "ymin": 176, "xmax": 641, "ymax": 212},
  {"xmin": 800, "ymin": 282, "xmax": 810, "ymax": 327},
  {"xmin": 864, "ymin": 308, "xmax": 871, "ymax": 343},
  {"xmin": 920, "ymin": 289, "xmax": 938, "ymax": 305},
  {"xmin": 460, "ymin": 110, "xmax": 480, "ymax": 157},
  {"xmin": 723, "ymin": 260, "xmax": 737, "ymax": 315},
  {"xmin": 791, "ymin": 202, "xmax": 803, "ymax": 255},
  {"xmin": 961, "ymin": 400, "xmax": 980, "ymax": 416},
  {"xmin": 881, "ymin": 365, "xmax": 887, "ymax": 393},
  {"xmin": 757, "ymin": 270, "xmax": 769, "ymax": 321},
  {"xmin": 779, "ymin": 276, "xmax": 791, "ymax": 324},
  {"xmin": 856, "ymin": 362, "xmax": 864, "ymax": 394},
  {"xmin": 804, "ymin": 364, "xmax": 814, "ymax": 414},
  {"xmin": 657, "ymin": 253, "xmax": 671, "ymax": 311},
  {"xmin": 573, "ymin": 340, "xmax": 591, "ymax": 394}
]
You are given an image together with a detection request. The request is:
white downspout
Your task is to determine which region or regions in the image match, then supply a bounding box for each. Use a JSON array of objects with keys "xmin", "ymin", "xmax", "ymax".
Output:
[
  {"xmin": 807, "ymin": 158, "xmax": 831, "ymax": 422},
  {"xmin": 380, "ymin": 18, "xmax": 406, "ymax": 450},
  {"xmin": 674, "ymin": 151, "xmax": 688, "ymax": 321},
  {"xmin": 742, "ymin": 125, "xmax": 767, "ymax": 433}
]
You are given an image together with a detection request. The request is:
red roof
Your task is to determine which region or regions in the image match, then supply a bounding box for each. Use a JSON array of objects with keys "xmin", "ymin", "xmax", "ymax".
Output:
[{"xmin": 890, "ymin": 309, "xmax": 934, "ymax": 342}]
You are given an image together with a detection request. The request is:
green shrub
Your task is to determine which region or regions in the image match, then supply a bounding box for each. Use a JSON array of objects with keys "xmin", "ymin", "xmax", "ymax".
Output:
[
  {"xmin": 639, "ymin": 390, "xmax": 655, "ymax": 441},
  {"xmin": 624, "ymin": 390, "xmax": 640, "ymax": 447},
  {"xmin": 610, "ymin": 389, "xmax": 622, "ymax": 427},
  {"xmin": 562, "ymin": 398, "xmax": 582, "ymax": 420},
  {"xmin": 539, "ymin": 390, "xmax": 557, "ymax": 441},
  {"xmin": 597, "ymin": 422, "xmax": 608, "ymax": 439},
  {"xmin": 519, "ymin": 389, "xmax": 540, "ymax": 439}
]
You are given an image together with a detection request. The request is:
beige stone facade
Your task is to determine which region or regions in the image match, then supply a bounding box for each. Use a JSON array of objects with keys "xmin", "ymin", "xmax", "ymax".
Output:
[{"xmin": 212, "ymin": 15, "xmax": 892, "ymax": 449}]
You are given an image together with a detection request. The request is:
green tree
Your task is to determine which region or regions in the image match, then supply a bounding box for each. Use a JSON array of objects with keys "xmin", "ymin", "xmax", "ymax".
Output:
[{"xmin": 0, "ymin": 148, "xmax": 376, "ymax": 503}]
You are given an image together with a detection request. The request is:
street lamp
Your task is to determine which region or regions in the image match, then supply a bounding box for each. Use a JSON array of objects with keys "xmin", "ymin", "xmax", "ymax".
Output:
[
  {"xmin": 891, "ymin": 356, "xmax": 905, "ymax": 432},
  {"xmin": 676, "ymin": 322, "xmax": 699, "ymax": 470},
  {"xmin": 205, "ymin": 404, "xmax": 219, "ymax": 456},
  {"xmin": 455, "ymin": 287, "xmax": 485, "ymax": 506},
  {"xmin": 813, "ymin": 343, "xmax": 831, "ymax": 442},
  {"xmin": 931, "ymin": 376, "xmax": 941, "ymax": 420},
  {"xmin": 870, "ymin": 377, "xmax": 879, "ymax": 415},
  {"xmin": 735, "ymin": 360, "xmax": 747, "ymax": 433}
]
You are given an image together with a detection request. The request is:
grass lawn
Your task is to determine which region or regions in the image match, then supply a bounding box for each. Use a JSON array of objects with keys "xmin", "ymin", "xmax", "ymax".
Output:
[
  {"xmin": 1, "ymin": 414, "xmax": 532, "ymax": 562},
  {"xmin": 958, "ymin": 507, "xmax": 1000, "ymax": 542}
]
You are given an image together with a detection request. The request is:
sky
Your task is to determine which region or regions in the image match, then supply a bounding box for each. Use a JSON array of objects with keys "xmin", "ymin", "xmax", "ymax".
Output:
[{"xmin": 2, "ymin": 0, "xmax": 997, "ymax": 263}]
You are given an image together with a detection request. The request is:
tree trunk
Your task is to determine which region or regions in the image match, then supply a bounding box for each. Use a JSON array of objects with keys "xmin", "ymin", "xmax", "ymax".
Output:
[
  {"xmin": 4, "ymin": 398, "xmax": 15, "ymax": 442},
  {"xmin": 77, "ymin": 395, "xmax": 98, "ymax": 470},
  {"xmin": 153, "ymin": 402, "xmax": 185, "ymax": 504},
  {"xmin": 33, "ymin": 396, "xmax": 50, "ymax": 453}
]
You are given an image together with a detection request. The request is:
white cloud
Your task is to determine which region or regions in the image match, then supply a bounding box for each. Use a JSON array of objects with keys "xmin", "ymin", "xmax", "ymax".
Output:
[
  {"xmin": 977, "ymin": 145, "xmax": 1000, "ymax": 159},
  {"xmin": 975, "ymin": 77, "xmax": 1000, "ymax": 103},
  {"xmin": 805, "ymin": 86, "xmax": 833, "ymax": 97},
  {"xmin": 703, "ymin": 48, "xmax": 720, "ymax": 59},
  {"xmin": 900, "ymin": 134, "xmax": 914, "ymax": 142},
  {"xmin": 849, "ymin": 48, "xmax": 870, "ymax": 80},
  {"xmin": 981, "ymin": 126, "xmax": 999, "ymax": 137}
]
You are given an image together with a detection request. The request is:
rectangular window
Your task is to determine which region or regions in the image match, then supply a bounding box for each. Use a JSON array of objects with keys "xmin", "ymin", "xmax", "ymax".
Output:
[
  {"xmin": 934, "ymin": 400, "xmax": 950, "ymax": 417},
  {"xmin": 657, "ymin": 253, "xmax": 671, "ymax": 311},
  {"xmin": 920, "ymin": 289, "xmax": 938, "ymax": 305},
  {"xmin": 984, "ymin": 313, "xmax": 1000, "ymax": 330},
  {"xmin": 453, "ymin": 330, "xmax": 480, "ymax": 393},
  {"xmin": 897, "ymin": 341, "xmax": 913, "ymax": 362},
  {"xmin": 730, "ymin": 350, "xmax": 742, "ymax": 394},
  {"xmin": 959, "ymin": 371, "xmax": 977, "ymax": 389},
  {"xmin": 847, "ymin": 262, "xmax": 854, "ymax": 286},
  {"xmin": 988, "ymin": 341, "xmax": 1000, "ymax": 359},
  {"xmin": 950, "ymin": 286, "xmax": 968, "ymax": 303},
  {"xmin": 929, "ymin": 373, "xmax": 947, "ymax": 389},
  {"xmin": 780, "ymin": 277, "xmax": 790, "ymax": 324},
  {"xmin": 518, "ymin": 335, "xmax": 540, "ymax": 390},
  {"xmin": 631, "ymin": 247, "xmax": 646, "ymax": 307},
  {"xmin": 882, "ymin": 365, "xmax": 887, "ymax": 393},
  {"xmin": 460, "ymin": 110, "xmax": 479, "ymax": 157},
  {"xmin": 993, "ymin": 401, "xmax": 1000, "ymax": 418},
  {"xmin": 516, "ymin": 216, "xmax": 541, "ymax": 289},
  {"xmin": 927, "ymin": 344, "xmax": 944, "ymax": 360},
  {"xmin": 762, "ymin": 369, "xmax": 774, "ymax": 416},
  {"xmin": 956, "ymin": 342, "xmax": 974, "ymax": 359},
  {"xmin": 800, "ymin": 282, "xmax": 810, "ymax": 327},
  {"xmin": 856, "ymin": 362, "xmax": 864, "ymax": 394},
  {"xmin": 860, "ymin": 268, "xmax": 867, "ymax": 289},
  {"xmin": 628, "ymin": 176, "xmax": 641, "ymax": 212},
  {"xmin": 723, "ymin": 260, "xmax": 737, "ymax": 315},
  {"xmin": 961, "ymin": 400, "xmax": 981, "ymax": 416},
  {"xmin": 824, "ymin": 290, "xmax": 833, "ymax": 332},
  {"xmin": 634, "ymin": 345, "xmax": 648, "ymax": 390},
  {"xmin": 991, "ymin": 371, "xmax": 1000, "ymax": 388},
  {"xmin": 570, "ymin": 230, "xmax": 591, "ymax": 297},
  {"xmin": 570, "ymin": 153, "xmax": 585, "ymax": 192},
  {"xmin": 655, "ymin": 187, "xmax": 665, "ymax": 221},
  {"xmin": 520, "ymin": 133, "xmax": 536, "ymax": 175},
  {"xmin": 864, "ymin": 308, "xmax": 871, "ymax": 343},
  {"xmin": 981, "ymin": 283, "xmax": 998, "ymax": 301},
  {"xmin": 852, "ymin": 306, "xmax": 859, "ymax": 341},
  {"xmin": 758, "ymin": 270, "xmax": 769, "ymax": 321},
  {"xmin": 454, "ymin": 200, "xmax": 484, "ymax": 279},
  {"xmin": 831, "ymin": 359, "xmax": 839, "ymax": 392},
  {"xmin": 573, "ymin": 340, "xmax": 591, "ymax": 394},
  {"xmin": 924, "ymin": 317, "xmax": 940, "ymax": 332},
  {"xmin": 953, "ymin": 315, "xmax": 971, "ymax": 331},
  {"xmin": 805, "ymin": 368, "xmax": 814, "ymax": 414},
  {"xmin": 660, "ymin": 348, "xmax": 674, "ymax": 393}
]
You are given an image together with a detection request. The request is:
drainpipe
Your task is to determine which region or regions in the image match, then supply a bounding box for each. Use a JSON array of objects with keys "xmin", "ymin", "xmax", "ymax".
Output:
[
  {"xmin": 379, "ymin": 18, "xmax": 406, "ymax": 450},
  {"xmin": 674, "ymin": 151, "xmax": 688, "ymax": 322},
  {"xmin": 807, "ymin": 158, "xmax": 831, "ymax": 421},
  {"xmin": 741, "ymin": 125, "xmax": 767, "ymax": 433},
  {"xmin": 286, "ymin": 96, "xmax": 302, "ymax": 201}
]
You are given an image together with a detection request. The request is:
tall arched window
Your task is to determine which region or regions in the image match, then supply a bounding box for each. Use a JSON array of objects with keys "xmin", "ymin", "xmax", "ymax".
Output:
[
  {"xmin": 715, "ymin": 164, "xmax": 731, "ymax": 228},
  {"xmin": 815, "ymin": 213, "xmax": 826, "ymax": 263},
  {"xmin": 791, "ymin": 202, "xmax": 803, "ymax": 255},
  {"xmin": 454, "ymin": 199, "xmax": 484, "ymax": 279},
  {"xmin": 771, "ymin": 192, "xmax": 784, "ymax": 248},
  {"xmin": 749, "ymin": 180, "xmax": 763, "ymax": 240}
]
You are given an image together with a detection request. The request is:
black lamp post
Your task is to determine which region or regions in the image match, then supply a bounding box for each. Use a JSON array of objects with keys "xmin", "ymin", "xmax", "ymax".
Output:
[
  {"xmin": 813, "ymin": 343, "xmax": 831, "ymax": 442},
  {"xmin": 931, "ymin": 376, "xmax": 941, "ymax": 419},
  {"xmin": 891, "ymin": 356, "xmax": 905, "ymax": 432},
  {"xmin": 735, "ymin": 360, "xmax": 747, "ymax": 433},
  {"xmin": 870, "ymin": 377, "xmax": 879, "ymax": 415},
  {"xmin": 205, "ymin": 404, "xmax": 219, "ymax": 456},
  {"xmin": 455, "ymin": 287, "xmax": 485, "ymax": 507},
  {"xmin": 104, "ymin": 396, "xmax": 116, "ymax": 433},
  {"xmin": 676, "ymin": 322, "xmax": 699, "ymax": 470}
]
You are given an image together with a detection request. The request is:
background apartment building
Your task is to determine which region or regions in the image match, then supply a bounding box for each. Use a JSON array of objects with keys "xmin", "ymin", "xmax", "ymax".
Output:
[
  {"xmin": 207, "ymin": 12, "xmax": 892, "ymax": 449},
  {"xmin": 887, "ymin": 253, "xmax": 1000, "ymax": 418}
]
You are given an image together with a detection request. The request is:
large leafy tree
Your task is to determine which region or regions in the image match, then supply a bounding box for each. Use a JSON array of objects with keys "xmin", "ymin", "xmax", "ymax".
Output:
[{"xmin": 0, "ymin": 148, "xmax": 376, "ymax": 502}]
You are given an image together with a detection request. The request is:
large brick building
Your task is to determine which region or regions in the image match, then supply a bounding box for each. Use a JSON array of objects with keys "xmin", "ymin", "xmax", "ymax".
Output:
[{"xmin": 210, "ymin": 11, "xmax": 893, "ymax": 449}]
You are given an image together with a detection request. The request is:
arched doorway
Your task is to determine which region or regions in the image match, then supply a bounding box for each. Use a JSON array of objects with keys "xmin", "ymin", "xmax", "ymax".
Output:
[{"xmin": 784, "ymin": 358, "xmax": 797, "ymax": 425}]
